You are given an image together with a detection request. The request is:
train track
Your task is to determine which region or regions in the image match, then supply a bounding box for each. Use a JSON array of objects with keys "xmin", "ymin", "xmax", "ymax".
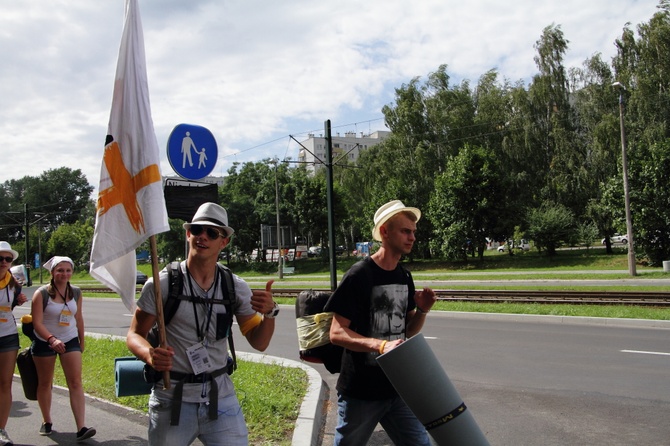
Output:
[{"xmin": 83, "ymin": 287, "xmax": 670, "ymax": 307}]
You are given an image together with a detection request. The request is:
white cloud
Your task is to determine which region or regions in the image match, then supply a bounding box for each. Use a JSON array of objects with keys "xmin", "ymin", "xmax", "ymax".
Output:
[{"xmin": 0, "ymin": 0, "xmax": 659, "ymax": 189}]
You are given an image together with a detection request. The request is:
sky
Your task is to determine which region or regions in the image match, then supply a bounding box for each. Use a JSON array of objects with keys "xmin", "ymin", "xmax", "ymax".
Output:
[{"xmin": 0, "ymin": 0, "xmax": 660, "ymax": 193}]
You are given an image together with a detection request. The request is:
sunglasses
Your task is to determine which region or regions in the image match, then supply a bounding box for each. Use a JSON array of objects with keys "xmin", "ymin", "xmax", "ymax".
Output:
[
  {"xmin": 0, "ymin": 256, "xmax": 14, "ymax": 263},
  {"xmin": 189, "ymin": 224, "xmax": 226, "ymax": 240}
]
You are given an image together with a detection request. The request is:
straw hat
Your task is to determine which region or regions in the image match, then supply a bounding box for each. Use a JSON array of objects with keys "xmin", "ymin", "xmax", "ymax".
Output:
[
  {"xmin": 0, "ymin": 241, "xmax": 19, "ymax": 261},
  {"xmin": 182, "ymin": 202, "xmax": 235, "ymax": 237},
  {"xmin": 372, "ymin": 200, "xmax": 421, "ymax": 241}
]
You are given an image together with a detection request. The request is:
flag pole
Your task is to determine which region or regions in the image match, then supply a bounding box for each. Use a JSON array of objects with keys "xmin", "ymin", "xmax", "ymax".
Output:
[{"xmin": 149, "ymin": 235, "xmax": 170, "ymax": 389}]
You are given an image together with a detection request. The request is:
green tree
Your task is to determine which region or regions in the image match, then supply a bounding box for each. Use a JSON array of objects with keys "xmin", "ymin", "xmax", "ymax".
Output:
[
  {"xmin": 526, "ymin": 201, "xmax": 575, "ymax": 256},
  {"xmin": 47, "ymin": 220, "xmax": 94, "ymax": 266},
  {"xmin": 427, "ymin": 145, "xmax": 506, "ymax": 260}
]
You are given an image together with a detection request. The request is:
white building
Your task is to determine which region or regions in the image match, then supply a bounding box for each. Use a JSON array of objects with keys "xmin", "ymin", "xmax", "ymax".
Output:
[{"xmin": 297, "ymin": 130, "xmax": 391, "ymax": 174}]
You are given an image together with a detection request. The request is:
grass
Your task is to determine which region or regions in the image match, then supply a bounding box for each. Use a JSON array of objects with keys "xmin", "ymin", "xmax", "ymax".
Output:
[{"xmin": 16, "ymin": 336, "xmax": 306, "ymax": 446}]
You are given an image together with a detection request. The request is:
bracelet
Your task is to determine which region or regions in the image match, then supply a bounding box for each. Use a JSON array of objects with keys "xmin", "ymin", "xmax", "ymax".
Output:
[
  {"xmin": 416, "ymin": 306, "xmax": 429, "ymax": 315},
  {"xmin": 47, "ymin": 335, "xmax": 56, "ymax": 345},
  {"xmin": 378, "ymin": 340, "xmax": 387, "ymax": 355}
]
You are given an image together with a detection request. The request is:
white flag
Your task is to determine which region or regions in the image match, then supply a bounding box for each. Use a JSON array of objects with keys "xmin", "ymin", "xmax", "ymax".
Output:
[{"xmin": 90, "ymin": 0, "xmax": 169, "ymax": 311}]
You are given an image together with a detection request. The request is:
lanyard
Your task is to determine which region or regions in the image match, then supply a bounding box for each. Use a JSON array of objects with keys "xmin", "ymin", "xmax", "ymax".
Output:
[{"xmin": 185, "ymin": 266, "xmax": 219, "ymax": 342}]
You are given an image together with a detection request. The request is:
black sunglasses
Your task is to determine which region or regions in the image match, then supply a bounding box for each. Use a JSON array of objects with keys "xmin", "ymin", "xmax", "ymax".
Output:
[
  {"xmin": 189, "ymin": 224, "xmax": 225, "ymax": 240},
  {"xmin": 0, "ymin": 256, "xmax": 14, "ymax": 263}
]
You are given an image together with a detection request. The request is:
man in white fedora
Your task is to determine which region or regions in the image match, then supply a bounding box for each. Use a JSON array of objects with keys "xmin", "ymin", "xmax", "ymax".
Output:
[
  {"xmin": 324, "ymin": 200, "xmax": 436, "ymax": 445},
  {"xmin": 127, "ymin": 202, "xmax": 278, "ymax": 446}
]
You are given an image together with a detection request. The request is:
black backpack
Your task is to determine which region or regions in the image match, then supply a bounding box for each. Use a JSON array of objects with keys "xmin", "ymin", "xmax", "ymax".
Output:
[
  {"xmin": 147, "ymin": 262, "xmax": 238, "ymax": 373},
  {"xmin": 295, "ymin": 289, "xmax": 343, "ymax": 374}
]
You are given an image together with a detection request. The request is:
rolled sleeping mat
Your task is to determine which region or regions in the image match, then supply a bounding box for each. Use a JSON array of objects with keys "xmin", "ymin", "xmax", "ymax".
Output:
[
  {"xmin": 115, "ymin": 357, "xmax": 154, "ymax": 397},
  {"xmin": 376, "ymin": 333, "xmax": 489, "ymax": 446}
]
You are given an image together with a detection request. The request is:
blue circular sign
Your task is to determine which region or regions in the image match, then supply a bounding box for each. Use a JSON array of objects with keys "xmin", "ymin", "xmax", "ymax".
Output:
[{"xmin": 167, "ymin": 123, "xmax": 217, "ymax": 180}]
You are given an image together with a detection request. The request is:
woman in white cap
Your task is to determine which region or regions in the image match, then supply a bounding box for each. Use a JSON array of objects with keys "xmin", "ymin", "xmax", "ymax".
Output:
[
  {"xmin": 0, "ymin": 241, "xmax": 27, "ymax": 446},
  {"xmin": 30, "ymin": 256, "xmax": 95, "ymax": 442}
]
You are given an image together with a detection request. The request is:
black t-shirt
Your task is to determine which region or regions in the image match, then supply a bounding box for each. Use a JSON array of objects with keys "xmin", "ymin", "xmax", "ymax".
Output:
[{"xmin": 324, "ymin": 257, "xmax": 416, "ymax": 400}]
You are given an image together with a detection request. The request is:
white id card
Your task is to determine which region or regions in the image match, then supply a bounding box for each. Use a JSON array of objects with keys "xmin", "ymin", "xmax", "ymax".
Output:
[{"xmin": 186, "ymin": 342, "xmax": 213, "ymax": 375}]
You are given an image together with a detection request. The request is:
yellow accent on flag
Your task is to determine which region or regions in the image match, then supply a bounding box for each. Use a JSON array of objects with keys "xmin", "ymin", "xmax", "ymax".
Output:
[{"xmin": 90, "ymin": 0, "xmax": 169, "ymax": 311}]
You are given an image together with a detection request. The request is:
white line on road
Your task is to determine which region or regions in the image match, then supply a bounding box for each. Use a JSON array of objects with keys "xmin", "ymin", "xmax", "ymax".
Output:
[{"xmin": 621, "ymin": 349, "xmax": 670, "ymax": 356}]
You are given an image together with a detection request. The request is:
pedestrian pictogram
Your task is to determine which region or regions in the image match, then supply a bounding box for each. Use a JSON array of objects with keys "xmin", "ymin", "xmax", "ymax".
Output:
[{"xmin": 167, "ymin": 123, "xmax": 217, "ymax": 180}]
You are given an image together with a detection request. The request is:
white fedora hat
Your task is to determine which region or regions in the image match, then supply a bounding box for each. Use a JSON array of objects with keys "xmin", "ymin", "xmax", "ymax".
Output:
[
  {"xmin": 0, "ymin": 241, "xmax": 19, "ymax": 261},
  {"xmin": 372, "ymin": 200, "xmax": 421, "ymax": 241},
  {"xmin": 182, "ymin": 202, "xmax": 235, "ymax": 237}
]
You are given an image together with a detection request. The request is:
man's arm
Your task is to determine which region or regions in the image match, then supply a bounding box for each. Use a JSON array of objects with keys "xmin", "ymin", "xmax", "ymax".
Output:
[
  {"xmin": 406, "ymin": 286, "xmax": 437, "ymax": 337},
  {"xmin": 238, "ymin": 280, "xmax": 275, "ymax": 352},
  {"xmin": 330, "ymin": 313, "xmax": 402, "ymax": 354},
  {"xmin": 126, "ymin": 308, "xmax": 174, "ymax": 371}
]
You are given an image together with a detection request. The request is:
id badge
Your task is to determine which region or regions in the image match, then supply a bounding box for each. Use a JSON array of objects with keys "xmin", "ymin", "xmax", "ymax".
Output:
[
  {"xmin": 186, "ymin": 342, "xmax": 213, "ymax": 375},
  {"xmin": 59, "ymin": 308, "xmax": 73, "ymax": 326},
  {"xmin": 0, "ymin": 305, "xmax": 10, "ymax": 323}
]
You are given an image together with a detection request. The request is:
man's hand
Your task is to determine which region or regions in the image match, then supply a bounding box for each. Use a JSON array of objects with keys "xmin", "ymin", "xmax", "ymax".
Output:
[
  {"xmin": 251, "ymin": 280, "xmax": 275, "ymax": 314},
  {"xmin": 415, "ymin": 287, "xmax": 437, "ymax": 313},
  {"xmin": 149, "ymin": 346, "xmax": 175, "ymax": 372}
]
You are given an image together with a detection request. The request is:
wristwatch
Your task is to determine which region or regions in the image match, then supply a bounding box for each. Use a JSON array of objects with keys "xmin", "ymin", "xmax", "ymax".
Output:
[{"xmin": 264, "ymin": 302, "xmax": 280, "ymax": 319}]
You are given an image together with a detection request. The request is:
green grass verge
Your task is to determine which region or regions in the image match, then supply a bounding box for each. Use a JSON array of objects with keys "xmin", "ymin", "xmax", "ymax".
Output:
[{"xmin": 17, "ymin": 336, "xmax": 306, "ymax": 446}]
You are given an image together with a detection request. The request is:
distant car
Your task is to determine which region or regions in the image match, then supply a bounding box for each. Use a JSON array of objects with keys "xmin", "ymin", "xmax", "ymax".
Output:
[
  {"xmin": 497, "ymin": 240, "xmax": 530, "ymax": 252},
  {"xmin": 308, "ymin": 246, "xmax": 322, "ymax": 257},
  {"xmin": 602, "ymin": 233, "xmax": 628, "ymax": 245},
  {"xmin": 136, "ymin": 271, "xmax": 148, "ymax": 285}
]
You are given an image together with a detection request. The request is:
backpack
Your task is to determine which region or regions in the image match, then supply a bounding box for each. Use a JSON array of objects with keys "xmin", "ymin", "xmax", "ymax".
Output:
[
  {"xmin": 21, "ymin": 286, "xmax": 80, "ymax": 341},
  {"xmin": 147, "ymin": 261, "xmax": 238, "ymax": 374},
  {"xmin": 295, "ymin": 289, "xmax": 343, "ymax": 374}
]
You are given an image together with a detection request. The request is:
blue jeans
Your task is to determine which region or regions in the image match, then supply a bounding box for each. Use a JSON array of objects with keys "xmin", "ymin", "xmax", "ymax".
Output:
[
  {"xmin": 333, "ymin": 393, "xmax": 431, "ymax": 446},
  {"xmin": 148, "ymin": 392, "xmax": 248, "ymax": 446}
]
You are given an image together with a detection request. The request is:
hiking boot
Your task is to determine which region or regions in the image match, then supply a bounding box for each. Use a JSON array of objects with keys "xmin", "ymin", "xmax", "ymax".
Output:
[
  {"xmin": 76, "ymin": 427, "xmax": 96, "ymax": 442},
  {"xmin": 0, "ymin": 428, "xmax": 13, "ymax": 446},
  {"xmin": 39, "ymin": 422, "xmax": 53, "ymax": 436}
]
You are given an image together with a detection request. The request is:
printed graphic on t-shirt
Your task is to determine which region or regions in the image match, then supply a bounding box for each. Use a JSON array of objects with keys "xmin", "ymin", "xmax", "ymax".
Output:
[{"xmin": 367, "ymin": 284, "xmax": 407, "ymax": 365}]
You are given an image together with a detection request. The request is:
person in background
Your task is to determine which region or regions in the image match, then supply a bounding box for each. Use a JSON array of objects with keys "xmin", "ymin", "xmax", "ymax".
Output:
[
  {"xmin": 31, "ymin": 256, "xmax": 95, "ymax": 442},
  {"xmin": 0, "ymin": 241, "xmax": 27, "ymax": 446},
  {"xmin": 127, "ymin": 202, "xmax": 278, "ymax": 446},
  {"xmin": 324, "ymin": 200, "xmax": 437, "ymax": 445}
]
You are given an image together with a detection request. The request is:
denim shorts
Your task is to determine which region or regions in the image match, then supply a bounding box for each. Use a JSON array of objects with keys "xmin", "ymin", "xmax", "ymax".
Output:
[
  {"xmin": 0, "ymin": 333, "xmax": 20, "ymax": 353},
  {"xmin": 31, "ymin": 337, "xmax": 81, "ymax": 357},
  {"xmin": 148, "ymin": 392, "xmax": 248, "ymax": 446}
]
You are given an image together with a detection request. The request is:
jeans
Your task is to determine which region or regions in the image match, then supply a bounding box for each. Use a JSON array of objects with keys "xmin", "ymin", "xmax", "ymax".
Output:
[
  {"xmin": 148, "ymin": 392, "xmax": 248, "ymax": 446},
  {"xmin": 333, "ymin": 393, "xmax": 431, "ymax": 446}
]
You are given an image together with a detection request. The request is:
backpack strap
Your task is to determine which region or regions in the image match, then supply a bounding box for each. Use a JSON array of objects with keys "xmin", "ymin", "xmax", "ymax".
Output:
[
  {"xmin": 216, "ymin": 264, "xmax": 237, "ymax": 372},
  {"xmin": 164, "ymin": 261, "xmax": 183, "ymax": 326}
]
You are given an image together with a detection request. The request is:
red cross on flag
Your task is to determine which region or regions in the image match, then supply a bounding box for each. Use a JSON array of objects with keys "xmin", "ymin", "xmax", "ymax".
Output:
[{"xmin": 90, "ymin": 0, "xmax": 169, "ymax": 311}]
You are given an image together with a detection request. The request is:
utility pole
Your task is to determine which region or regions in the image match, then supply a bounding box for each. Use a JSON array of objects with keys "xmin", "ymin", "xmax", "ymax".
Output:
[
  {"xmin": 24, "ymin": 203, "xmax": 31, "ymax": 286},
  {"xmin": 273, "ymin": 159, "xmax": 283, "ymax": 279},
  {"xmin": 325, "ymin": 120, "xmax": 337, "ymax": 291},
  {"xmin": 613, "ymin": 81, "xmax": 636, "ymax": 276}
]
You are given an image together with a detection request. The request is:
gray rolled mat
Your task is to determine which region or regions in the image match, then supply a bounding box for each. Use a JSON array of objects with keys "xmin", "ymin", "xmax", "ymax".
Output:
[
  {"xmin": 115, "ymin": 356, "xmax": 153, "ymax": 397},
  {"xmin": 376, "ymin": 333, "xmax": 489, "ymax": 445}
]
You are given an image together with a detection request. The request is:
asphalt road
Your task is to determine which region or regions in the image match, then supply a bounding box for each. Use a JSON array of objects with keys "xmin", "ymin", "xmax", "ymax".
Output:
[{"xmin": 12, "ymin": 287, "xmax": 670, "ymax": 445}]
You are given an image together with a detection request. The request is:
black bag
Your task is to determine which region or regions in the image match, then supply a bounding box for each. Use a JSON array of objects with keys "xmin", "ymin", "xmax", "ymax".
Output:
[
  {"xmin": 16, "ymin": 347, "xmax": 38, "ymax": 400},
  {"xmin": 295, "ymin": 289, "xmax": 343, "ymax": 374}
]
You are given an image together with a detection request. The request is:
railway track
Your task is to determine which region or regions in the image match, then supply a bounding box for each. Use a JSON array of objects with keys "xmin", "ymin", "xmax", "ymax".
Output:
[{"xmin": 82, "ymin": 287, "xmax": 670, "ymax": 306}]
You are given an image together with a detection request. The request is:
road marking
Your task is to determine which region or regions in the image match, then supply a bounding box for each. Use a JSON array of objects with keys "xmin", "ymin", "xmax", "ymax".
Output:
[
  {"xmin": 621, "ymin": 349, "xmax": 670, "ymax": 357},
  {"xmin": 424, "ymin": 336, "xmax": 438, "ymax": 340}
]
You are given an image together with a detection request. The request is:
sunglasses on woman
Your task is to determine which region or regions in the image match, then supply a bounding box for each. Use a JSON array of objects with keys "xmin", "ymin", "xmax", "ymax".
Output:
[
  {"xmin": 0, "ymin": 256, "xmax": 14, "ymax": 263},
  {"xmin": 189, "ymin": 224, "xmax": 225, "ymax": 240}
]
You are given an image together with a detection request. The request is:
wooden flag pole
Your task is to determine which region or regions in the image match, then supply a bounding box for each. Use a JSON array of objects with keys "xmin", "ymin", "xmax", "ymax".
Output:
[{"xmin": 149, "ymin": 235, "xmax": 170, "ymax": 389}]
